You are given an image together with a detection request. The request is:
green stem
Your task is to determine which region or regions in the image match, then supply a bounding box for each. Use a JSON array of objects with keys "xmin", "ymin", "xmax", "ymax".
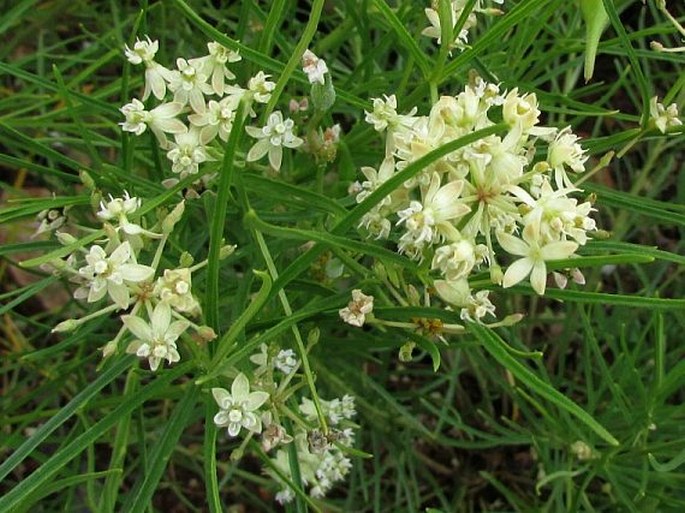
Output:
[
  {"xmin": 206, "ymin": 102, "xmax": 246, "ymax": 332},
  {"xmin": 251, "ymin": 228, "xmax": 329, "ymax": 434}
]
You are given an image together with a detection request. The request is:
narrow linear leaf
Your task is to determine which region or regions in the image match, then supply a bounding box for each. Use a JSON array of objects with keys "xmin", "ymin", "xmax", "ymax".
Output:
[
  {"xmin": 0, "ymin": 361, "xmax": 194, "ymax": 512},
  {"xmin": 122, "ymin": 385, "xmax": 200, "ymax": 513},
  {"xmin": 0, "ymin": 356, "xmax": 134, "ymax": 484},
  {"xmin": 469, "ymin": 322, "xmax": 619, "ymax": 446}
]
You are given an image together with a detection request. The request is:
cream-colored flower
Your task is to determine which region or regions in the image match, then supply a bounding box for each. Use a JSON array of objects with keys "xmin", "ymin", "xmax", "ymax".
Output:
[
  {"xmin": 245, "ymin": 111, "xmax": 303, "ymax": 171},
  {"xmin": 649, "ymin": 96, "xmax": 682, "ymax": 134},
  {"xmin": 75, "ymin": 241, "xmax": 154, "ymax": 308},
  {"xmin": 339, "ymin": 289, "xmax": 374, "ymax": 327},
  {"xmin": 123, "ymin": 302, "xmax": 189, "ymax": 371},
  {"xmin": 212, "ymin": 373, "xmax": 269, "ymax": 437},
  {"xmin": 497, "ymin": 224, "xmax": 578, "ymax": 295}
]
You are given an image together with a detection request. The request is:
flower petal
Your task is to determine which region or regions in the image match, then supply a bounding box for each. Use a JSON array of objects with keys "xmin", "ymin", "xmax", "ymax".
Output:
[
  {"xmin": 211, "ymin": 387, "xmax": 232, "ymax": 409},
  {"xmin": 540, "ymin": 240, "xmax": 578, "ymax": 261},
  {"xmin": 502, "ymin": 257, "xmax": 533, "ymax": 288},
  {"xmin": 231, "ymin": 373, "xmax": 250, "ymax": 401},
  {"xmin": 246, "ymin": 391, "xmax": 270, "ymax": 411},
  {"xmin": 151, "ymin": 302, "xmax": 171, "ymax": 337},
  {"xmin": 122, "ymin": 314, "xmax": 153, "ymax": 341},
  {"xmin": 246, "ymin": 139, "xmax": 270, "ymax": 162},
  {"xmin": 496, "ymin": 231, "xmax": 529, "ymax": 256},
  {"xmin": 119, "ymin": 263, "xmax": 154, "ymax": 282},
  {"xmin": 530, "ymin": 260, "xmax": 548, "ymax": 295}
]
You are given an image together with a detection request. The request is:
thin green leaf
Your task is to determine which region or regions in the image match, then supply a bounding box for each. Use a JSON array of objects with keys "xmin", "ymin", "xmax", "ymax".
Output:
[{"xmin": 469, "ymin": 322, "xmax": 619, "ymax": 446}]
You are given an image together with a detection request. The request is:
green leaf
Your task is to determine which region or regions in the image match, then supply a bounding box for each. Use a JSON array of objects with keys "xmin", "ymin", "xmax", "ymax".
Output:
[
  {"xmin": 0, "ymin": 356, "xmax": 133, "ymax": 483},
  {"xmin": 580, "ymin": 0, "xmax": 609, "ymax": 82},
  {"xmin": 469, "ymin": 322, "xmax": 619, "ymax": 446},
  {"xmin": 121, "ymin": 385, "xmax": 200, "ymax": 513}
]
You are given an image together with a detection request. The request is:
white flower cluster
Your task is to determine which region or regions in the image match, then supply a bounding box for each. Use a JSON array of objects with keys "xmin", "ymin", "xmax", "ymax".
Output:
[
  {"xmin": 211, "ymin": 346, "xmax": 358, "ymax": 504},
  {"xmin": 422, "ymin": 0, "xmax": 504, "ymax": 51},
  {"xmin": 121, "ymin": 36, "xmax": 304, "ymax": 176},
  {"xmin": 356, "ymin": 78, "xmax": 597, "ymax": 320},
  {"xmin": 48, "ymin": 192, "xmax": 217, "ymax": 370},
  {"xmin": 270, "ymin": 395, "xmax": 358, "ymax": 504}
]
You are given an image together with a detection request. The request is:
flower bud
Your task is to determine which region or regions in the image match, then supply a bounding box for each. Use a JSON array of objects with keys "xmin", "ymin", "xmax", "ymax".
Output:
[
  {"xmin": 220, "ymin": 244, "xmax": 237, "ymax": 259},
  {"xmin": 80, "ymin": 170, "xmax": 95, "ymax": 190},
  {"xmin": 56, "ymin": 231, "xmax": 77, "ymax": 246},
  {"xmin": 179, "ymin": 251, "xmax": 194, "ymax": 267},
  {"xmin": 197, "ymin": 325, "xmax": 217, "ymax": 341},
  {"xmin": 52, "ymin": 319, "xmax": 79, "ymax": 333},
  {"xmin": 310, "ymin": 75, "xmax": 336, "ymax": 112},
  {"xmin": 398, "ymin": 341, "xmax": 415, "ymax": 362},
  {"xmin": 162, "ymin": 201, "xmax": 185, "ymax": 234}
]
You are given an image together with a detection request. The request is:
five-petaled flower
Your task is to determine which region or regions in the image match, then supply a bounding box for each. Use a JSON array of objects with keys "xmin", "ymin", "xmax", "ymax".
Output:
[
  {"xmin": 212, "ymin": 373, "xmax": 270, "ymax": 437},
  {"xmin": 122, "ymin": 302, "xmax": 189, "ymax": 371},
  {"xmin": 497, "ymin": 224, "xmax": 578, "ymax": 295},
  {"xmin": 75, "ymin": 241, "xmax": 154, "ymax": 309},
  {"xmin": 246, "ymin": 111, "xmax": 303, "ymax": 171}
]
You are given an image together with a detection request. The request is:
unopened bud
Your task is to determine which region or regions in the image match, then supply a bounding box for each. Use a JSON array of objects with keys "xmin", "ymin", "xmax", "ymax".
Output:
[
  {"xmin": 101, "ymin": 339, "xmax": 118, "ymax": 358},
  {"xmin": 179, "ymin": 251, "xmax": 194, "ymax": 267},
  {"xmin": 162, "ymin": 201, "xmax": 185, "ymax": 234},
  {"xmin": 197, "ymin": 325, "xmax": 217, "ymax": 341},
  {"xmin": 592, "ymin": 229, "xmax": 611, "ymax": 240},
  {"xmin": 56, "ymin": 231, "xmax": 77, "ymax": 246},
  {"xmin": 80, "ymin": 170, "xmax": 95, "ymax": 190},
  {"xmin": 219, "ymin": 244, "xmax": 237, "ymax": 259},
  {"xmin": 310, "ymin": 75, "xmax": 336, "ymax": 112},
  {"xmin": 490, "ymin": 264, "xmax": 503, "ymax": 285},
  {"xmin": 307, "ymin": 327, "xmax": 320, "ymax": 347},
  {"xmin": 398, "ymin": 341, "xmax": 415, "ymax": 362},
  {"xmin": 650, "ymin": 41, "xmax": 664, "ymax": 51},
  {"xmin": 500, "ymin": 313, "xmax": 524, "ymax": 326},
  {"xmin": 52, "ymin": 319, "xmax": 79, "ymax": 333}
]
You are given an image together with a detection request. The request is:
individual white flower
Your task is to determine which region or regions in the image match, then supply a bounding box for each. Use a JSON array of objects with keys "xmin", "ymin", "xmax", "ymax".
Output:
[
  {"xmin": 302, "ymin": 49, "xmax": 328, "ymax": 85},
  {"xmin": 339, "ymin": 289, "xmax": 374, "ymax": 327},
  {"xmin": 365, "ymin": 94, "xmax": 417, "ymax": 133},
  {"xmin": 212, "ymin": 373, "xmax": 270, "ymax": 437},
  {"xmin": 245, "ymin": 111, "xmax": 303, "ymax": 171},
  {"xmin": 509, "ymin": 179, "xmax": 595, "ymax": 245},
  {"xmin": 359, "ymin": 210, "xmax": 392, "ymax": 239},
  {"xmin": 502, "ymin": 88, "xmax": 540, "ymax": 132},
  {"xmin": 547, "ymin": 126, "xmax": 588, "ymax": 188},
  {"xmin": 96, "ymin": 191, "xmax": 151, "ymax": 236},
  {"xmin": 649, "ymin": 96, "xmax": 682, "ymax": 134},
  {"xmin": 154, "ymin": 268, "xmax": 200, "ymax": 314},
  {"xmin": 354, "ymin": 157, "xmax": 396, "ymax": 204},
  {"xmin": 168, "ymin": 58, "xmax": 214, "ymax": 113},
  {"xmin": 166, "ymin": 129, "xmax": 211, "ymax": 177},
  {"xmin": 124, "ymin": 36, "xmax": 158, "ymax": 65},
  {"xmin": 459, "ymin": 290, "xmax": 496, "ymax": 322},
  {"xmin": 326, "ymin": 395, "xmax": 356, "ymax": 425},
  {"xmin": 122, "ymin": 302, "xmax": 189, "ymax": 371},
  {"xmin": 497, "ymin": 224, "xmax": 578, "ymax": 295},
  {"xmin": 396, "ymin": 173, "xmax": 470, "ymax": 249},
  {"xmin": 274, "ymin": 349, "xmax": 298, "ymax": 374},
  {"xmin": 75, "ymin": 241, "xmax": 154, "ymax": 308},
  {"xmin": 188, "ymin": 95, "xmax": 239, "ymax": 144},
  {"xmin": 247, "ymin": 71, "xmax": 276, "ymax": 103},
  {"xmin": 33, "ymin": 207, "xmax": 68, "ymax": 237},
  {"xmin": 124, "ymin": 36, "xmax": 172, "ymax": 100},
  {"xmin": 190, "ymin": 41, "xmax": 241, "ymax": 96},
  {"xmin": 432, "ymin": 238, "xmax": 487, "ymax": 281},
  {"xmin": 421, "ymin": 4, "xmax": 474, "ymax": 49},
  {"xmin": 120, "ymin": 99, "xmax": 187, "ymax": 147}
]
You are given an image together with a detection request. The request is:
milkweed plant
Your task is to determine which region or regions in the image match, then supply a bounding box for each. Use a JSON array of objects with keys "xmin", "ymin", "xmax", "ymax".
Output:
[{"xmin": 2, "ymin": 1, "xmax": 685, "ymax": 511}]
